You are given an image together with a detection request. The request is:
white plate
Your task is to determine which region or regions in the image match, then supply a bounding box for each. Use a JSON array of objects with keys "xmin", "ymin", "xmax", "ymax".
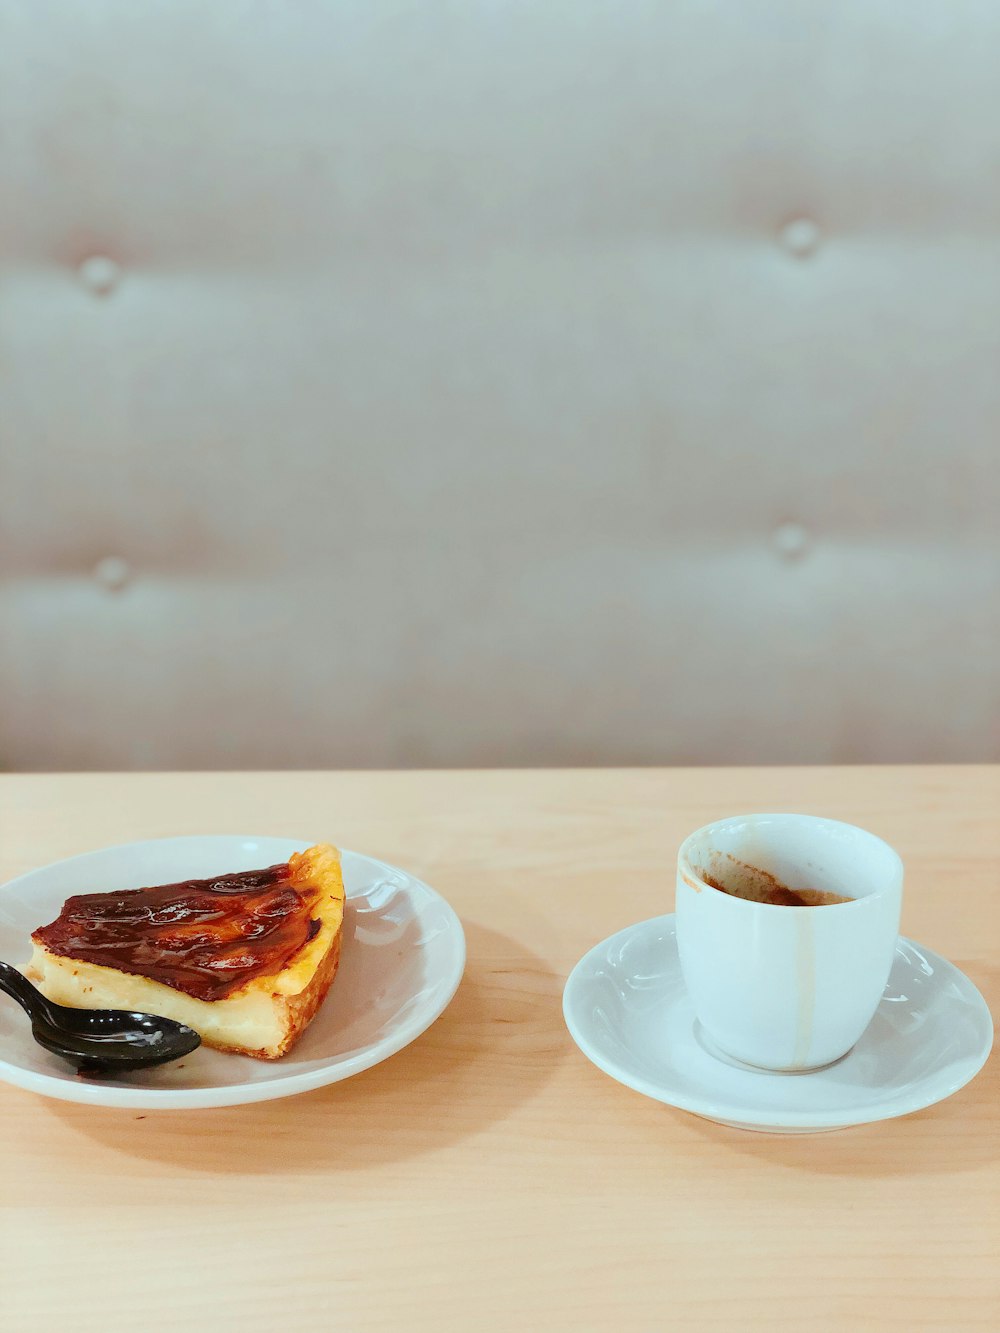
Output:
[
  {"xmin": 563, "ymin": 914, "xmax": 993, "ymax": 1132},
  {"xmin": 0, "ymin": 836, "xmax": 465, "ymax": 1110}
]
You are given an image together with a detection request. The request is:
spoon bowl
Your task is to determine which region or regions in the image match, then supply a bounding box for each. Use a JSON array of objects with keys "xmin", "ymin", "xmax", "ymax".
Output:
[{"xmin": 0, "ymin": 960, "xmax": 201, "ymax": 1071}]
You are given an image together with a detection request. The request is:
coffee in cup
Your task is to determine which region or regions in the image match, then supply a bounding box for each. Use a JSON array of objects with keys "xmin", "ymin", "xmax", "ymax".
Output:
[{"xmin": 675, "ymin": 814, "xmax": 903, "ymax": 1072}]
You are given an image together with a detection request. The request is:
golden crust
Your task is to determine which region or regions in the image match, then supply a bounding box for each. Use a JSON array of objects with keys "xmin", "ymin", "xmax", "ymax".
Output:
[
  {"xmin": 26, "ymin": 843, "xmax": 346, "ymax": 1061},
  {"xmin": 224, "ymin": 842, "xmax": 346, "ymax": 1003}
]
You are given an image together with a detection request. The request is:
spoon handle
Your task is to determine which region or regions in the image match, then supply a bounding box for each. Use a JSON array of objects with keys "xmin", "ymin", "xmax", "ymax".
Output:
[{"xmin": 0, "ymin": 960, "xmax": 50, "ymax": 1018}]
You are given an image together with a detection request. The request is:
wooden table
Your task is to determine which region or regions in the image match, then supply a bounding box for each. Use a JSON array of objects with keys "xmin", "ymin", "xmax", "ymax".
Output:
[{"xmin": 1, "ymin": 768, "xmax": 997, "ymax": 1331}]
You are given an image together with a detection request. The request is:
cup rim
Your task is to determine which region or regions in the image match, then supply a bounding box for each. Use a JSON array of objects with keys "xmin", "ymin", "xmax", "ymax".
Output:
[{"xmin": 677, "ymin": 812, "xmax": 904, "ymax": 911}]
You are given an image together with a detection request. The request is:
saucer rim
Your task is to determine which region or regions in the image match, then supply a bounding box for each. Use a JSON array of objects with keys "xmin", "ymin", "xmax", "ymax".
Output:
[{"xmin": 562, "ymin": 914, "xmax": 994, "ymax": 1131}]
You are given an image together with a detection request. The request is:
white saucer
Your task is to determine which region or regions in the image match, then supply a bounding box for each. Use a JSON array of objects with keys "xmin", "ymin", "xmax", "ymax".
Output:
[
  {"xmin": 563, "ymin": 914, "xmax": 992, "ymax": 1133},
  {"xmin": 0, "ymin": 836, "xmax": 466, "ymax": 1110}
]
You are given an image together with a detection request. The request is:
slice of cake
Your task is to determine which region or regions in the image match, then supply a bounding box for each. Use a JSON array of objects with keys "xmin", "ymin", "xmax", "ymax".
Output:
[{"xmin": 25, "ymin": 843, "xmax": 345, "ymax": 1060}]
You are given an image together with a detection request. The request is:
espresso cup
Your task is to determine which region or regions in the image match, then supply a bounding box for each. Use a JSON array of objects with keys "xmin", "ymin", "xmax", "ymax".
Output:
[{"xmin": 676, "ymin": 814, "xmax": 903, "ymax": 1071}]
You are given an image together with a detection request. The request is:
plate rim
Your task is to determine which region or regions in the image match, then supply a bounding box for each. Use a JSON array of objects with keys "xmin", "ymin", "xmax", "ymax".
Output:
[
  {"xmin": 0, "ymin": 834, "xmax": 466, "ymax": 1110},
  {"xmin": 563, "ymin": 913, "xmax": 994, "ymax": 1131}
]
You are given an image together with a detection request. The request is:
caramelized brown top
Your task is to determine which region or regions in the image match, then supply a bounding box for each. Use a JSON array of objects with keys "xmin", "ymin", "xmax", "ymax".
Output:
[{"xmin": 33, "ymin": 863, "xmax": 321, "ymax": 1001}]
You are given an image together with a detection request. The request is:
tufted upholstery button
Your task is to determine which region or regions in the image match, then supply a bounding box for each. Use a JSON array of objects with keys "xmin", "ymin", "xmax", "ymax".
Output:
[
  {"xmin": 772, "ymin": 522, "xmax": 809, "ymax": 560},
  {"xmin": 78, "ymin": 255, "xmax": 122, "ymax": 296},
  {"xmin": 778, "ymin": 217, "xmax": 821, "ymax": 258},
  {"xmin": 93, "ymin": 555, "xmax": 131, "ymax": 591}
]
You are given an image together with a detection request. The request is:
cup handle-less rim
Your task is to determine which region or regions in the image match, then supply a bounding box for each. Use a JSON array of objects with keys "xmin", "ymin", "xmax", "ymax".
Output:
[{"xmin": 677, "ymin": 812, "xmax": 904, "ymax": 910}]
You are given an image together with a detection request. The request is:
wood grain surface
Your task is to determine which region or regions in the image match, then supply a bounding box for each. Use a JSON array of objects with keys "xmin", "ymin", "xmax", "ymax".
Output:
[{"xmin": 0, "ymin": 768, "xmax": 997, "ymax": 1331}]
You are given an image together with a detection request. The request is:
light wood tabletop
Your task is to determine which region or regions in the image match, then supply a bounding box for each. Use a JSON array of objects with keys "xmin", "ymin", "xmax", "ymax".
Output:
[{"xmin": 1, "ymin": 768, "xmax": 997, "ymax": 1331}]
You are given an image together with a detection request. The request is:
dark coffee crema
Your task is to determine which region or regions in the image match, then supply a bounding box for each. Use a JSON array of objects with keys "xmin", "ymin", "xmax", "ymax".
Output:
[
  {"xmin": 699, "ymin": 854, "xmax": 853, "ymax": 907},
  {"xmin": 34, "ymin": 863, "xmax": 322, "ymax": 1001}
]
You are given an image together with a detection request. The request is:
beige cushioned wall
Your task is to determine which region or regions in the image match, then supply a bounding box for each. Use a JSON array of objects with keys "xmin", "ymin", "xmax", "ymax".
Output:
[{"xmin": 1, "ymin": 1, "xmax": 998, "ymax": 769}]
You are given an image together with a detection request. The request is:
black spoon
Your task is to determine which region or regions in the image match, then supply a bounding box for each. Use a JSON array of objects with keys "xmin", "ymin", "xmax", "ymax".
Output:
[{"xmin": 0, "ymin": 960, "xmax": 201, "ymax": 1072}]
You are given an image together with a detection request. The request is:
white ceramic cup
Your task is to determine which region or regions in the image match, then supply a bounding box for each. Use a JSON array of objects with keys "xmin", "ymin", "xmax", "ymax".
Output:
[{"xmin": 675, "ymin": 814, "xmax": 903, "ymax": 1071}]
